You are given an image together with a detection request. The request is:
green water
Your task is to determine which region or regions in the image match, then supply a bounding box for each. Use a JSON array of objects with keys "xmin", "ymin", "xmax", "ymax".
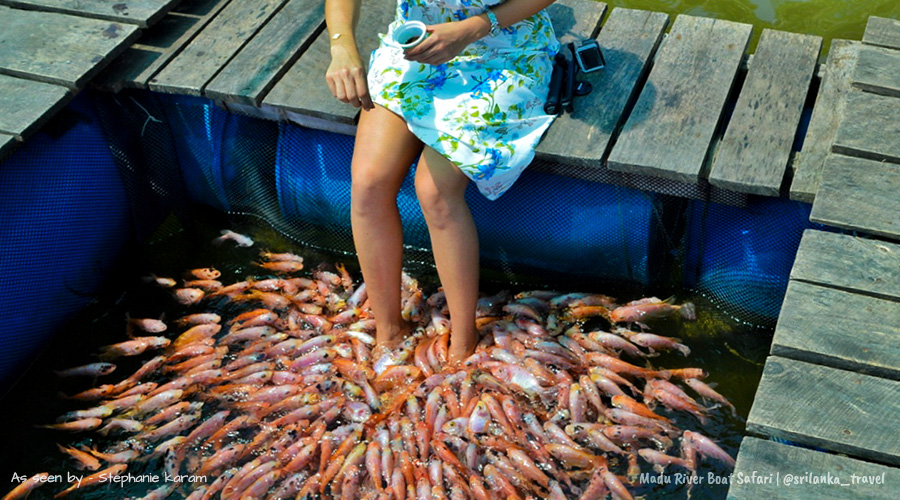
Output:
[{"xmin": 604, "ymin": 0, "xmax": 900, "ymax": 54}]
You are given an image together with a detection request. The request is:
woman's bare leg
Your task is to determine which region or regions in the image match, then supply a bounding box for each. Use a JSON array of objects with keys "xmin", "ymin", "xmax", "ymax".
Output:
[
  {"xmin": 352, "ymin": 105, "xmax": 423, "ymax": 349},
  {"xmin": 414, "ymin": 146, "xmax": 479, "ymax": 364}
]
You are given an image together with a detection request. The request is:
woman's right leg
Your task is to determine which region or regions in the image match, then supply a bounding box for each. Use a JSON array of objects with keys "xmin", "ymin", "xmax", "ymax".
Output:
[{"xmin": 351, "ymin": 105, "xmax": 423, "ymax": 348}]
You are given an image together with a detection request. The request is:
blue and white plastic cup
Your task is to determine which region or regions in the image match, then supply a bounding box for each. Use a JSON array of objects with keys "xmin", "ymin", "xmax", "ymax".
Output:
[{"xmin": 389, "ymin": 21, "xmax": 428, "ymax": 49}]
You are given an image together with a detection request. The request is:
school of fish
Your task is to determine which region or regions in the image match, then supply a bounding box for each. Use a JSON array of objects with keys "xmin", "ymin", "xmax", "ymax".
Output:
[{"xmin": 7, "ymin": 241, "xmax": 739, "ymax": 500}]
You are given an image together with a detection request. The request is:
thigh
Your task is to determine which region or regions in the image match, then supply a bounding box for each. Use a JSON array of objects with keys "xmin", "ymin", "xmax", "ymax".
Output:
[
  {"xmin": 415, "ymin": 146, "xmax": 470, "ymax": 200},
  {"xmin": 352, "ymin": 105, "xmax": 423, "ymax": 192}
]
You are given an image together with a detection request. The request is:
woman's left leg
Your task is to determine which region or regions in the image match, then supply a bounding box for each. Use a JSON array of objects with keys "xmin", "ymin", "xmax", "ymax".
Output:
[{"xmin": 414, "ymin": 146, "xmax": 480, "ymax": 363}]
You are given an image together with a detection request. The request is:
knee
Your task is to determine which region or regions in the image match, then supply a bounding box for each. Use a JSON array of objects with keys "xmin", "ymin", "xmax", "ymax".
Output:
[
  {"xmin": 351, "ymin": 167, "xmax": 396, "ymax": 217},
  {"xmin": 415, "ymin": 174, "xmax": 457, "ymax": 229}
]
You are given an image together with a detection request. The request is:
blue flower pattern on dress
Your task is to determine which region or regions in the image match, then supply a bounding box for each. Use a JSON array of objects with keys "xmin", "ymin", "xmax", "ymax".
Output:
[{"xmin": 369, "ymin": 0, "xmax": 559, "ymax": 200}]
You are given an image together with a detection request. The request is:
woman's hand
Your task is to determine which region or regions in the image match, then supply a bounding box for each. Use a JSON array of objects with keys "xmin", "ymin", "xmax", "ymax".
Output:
[
  {"xmin": 326, "ymin": 42, "xmax": 374, "ymax": 110},
  {"xmin": 404, "ymin": 17, "xmax": 490, "ymax": 66}
]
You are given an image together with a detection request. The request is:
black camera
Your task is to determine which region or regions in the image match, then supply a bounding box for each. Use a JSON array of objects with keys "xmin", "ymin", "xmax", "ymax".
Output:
[{"xmin": 573, "ymin": 39, "xmax": 605, "ymax": 73}]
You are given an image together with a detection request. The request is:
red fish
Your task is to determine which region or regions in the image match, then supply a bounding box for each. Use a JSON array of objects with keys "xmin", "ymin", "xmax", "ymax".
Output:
[
  {"xmin": 213, "ymin": 229, "xmax": 254, "ymax": 247},
  {"xmin": 53, "ymin": 362, "xmax": 116, "ymax": 378},
  {"xmin": 609, "ymin": 297, "xmax": 696, "ymax": 323}
]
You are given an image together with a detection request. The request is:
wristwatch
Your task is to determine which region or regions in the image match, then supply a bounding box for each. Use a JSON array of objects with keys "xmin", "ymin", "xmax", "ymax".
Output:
[{"xmin": 485, "ymin": 8, "xmax": 501, "ymax": 36}]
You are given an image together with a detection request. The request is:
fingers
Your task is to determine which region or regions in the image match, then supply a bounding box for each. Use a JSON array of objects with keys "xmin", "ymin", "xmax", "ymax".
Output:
[
  {"xmin": 326, "ymin": 65, "xmax": 372, "ymax": 109},
  {"xmin": 353, "ymin": 70, "xmax": 374, "ymax": 110}
]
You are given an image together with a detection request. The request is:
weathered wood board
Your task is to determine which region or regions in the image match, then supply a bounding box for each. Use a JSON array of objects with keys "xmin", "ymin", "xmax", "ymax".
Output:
[
  {"xmin": 0, "ymin": 74, "xmax": 72, "ymax": 140},
  {"xmin": 863, "ymin": 16, "xmax": 900, "ymax": 50},
  {"xmin": 96, "ymin": 0, "xmax": 233, "ymax": 91},
  {"xmin": 747, "ymin": 356, "xmax": 900, "ymax": 466},
  {"xmin": 138, "ymin": 12, "xmax": 206, "ymax": 49},
  {"xmin": 0, "ymin": 0, "xmax": 180, "ymax": 27},
  {"xmin": 773, "ymin": 280, "xmax": 900, "ymax": 380},
  {"xmin": 0, "ymin": 6, "xmax": 140, "ymax": 89},
  {"xmin": 791, "ymin": 229, "xmax": 900, "ymax": 303},
  {"xmin": 728, "ymin": 437, "xmax": 900, "ymax": 500},
  {"xmin": 852, "ymin": 44, "xmax": 900, "ymax": 98},
  {"xmin": 790, "ymin": 40, "xmax": 860, "ymax": 202},
  {"xmin": 708, "ymin": 29, "xmax": 820, "ymax": 195},
  {"xmin": 833, "ymin": 90, "xmax": 900, "ymax": 164},
  {"xmin": 149, "ymin": 0, "xmax": 287, "ymax": 96},
  {"xmin": 810, "ymin": 154, "xmax": 900, "ymax": 241},
  {"xmin": 263, "ymin": 0, "xmax": 394, "ymax": 123},
  {"xmin": 537, "ymin": 7, "xmax": 668, "ymax": 165},
  {"xmin": 606, "ymin": 15, "xmax": 753, "ymax": 183},
  {"xmin": 0, "ymin": 133, "xmax": 16, "ymax": 161},
  {"xmin": 204, "ymin": 0, "xmax": 324, "ymax": 105},
  {"xmin": 546, "ymin": 0, "xmax": 606, "ymax": 46}
]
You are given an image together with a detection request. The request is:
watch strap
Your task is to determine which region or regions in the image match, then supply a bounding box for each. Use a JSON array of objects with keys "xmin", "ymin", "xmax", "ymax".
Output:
[{"xmin": 486, "ymin": 8, "xmax": 500, "ymax": 36}]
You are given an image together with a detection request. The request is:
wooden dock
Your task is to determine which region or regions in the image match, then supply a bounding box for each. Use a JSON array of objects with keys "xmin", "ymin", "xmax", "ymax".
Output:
[
  {"xmin": 0, "ymin": 0, "xmax": 181, "ymax": 157},
  {"xmin": 2, "ymin": 2, "xmax": 900, "ymax": 497},
  {"xmin": 0, "ymin": 0, "xmax": 870, "ymax": 206},
  {"xmin": 730, "ymin": 16, "xmax": 900, "ymax": 500}
]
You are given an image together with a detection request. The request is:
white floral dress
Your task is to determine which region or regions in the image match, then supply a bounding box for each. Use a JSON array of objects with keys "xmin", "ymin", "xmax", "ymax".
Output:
[{"xmin": 367, "ymin": 0, "xmax": 559, "ymax": 200}]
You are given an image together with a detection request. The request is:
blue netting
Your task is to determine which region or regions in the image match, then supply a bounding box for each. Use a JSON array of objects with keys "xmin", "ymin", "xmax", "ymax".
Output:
[
  {"xmin": 275, "ymin": 124, "xmax": 669, "ymax": 284},
  {"xmin": 163, "ymin": 95, "xmax": 233, "ymax": 212},
  {"xmin": 0, "ymin": 88, "xmax": 823, "ymax": 391},
  {"xmin": 682, "ymin": 197, "xmax": 820, "ymax": 326},
  {"xmin": 0, "ymin": 94, "xmax": 131, "ymax": 391}
]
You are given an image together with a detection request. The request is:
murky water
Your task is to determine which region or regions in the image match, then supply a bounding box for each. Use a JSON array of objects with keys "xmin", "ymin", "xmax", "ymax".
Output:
[
  {"xmin": 0, "ymin": 208, "xmax": 768, "ymax": 500},
  {"xmin": 605, "ymin": 0, "xmax": 900, "ymax": 54}
]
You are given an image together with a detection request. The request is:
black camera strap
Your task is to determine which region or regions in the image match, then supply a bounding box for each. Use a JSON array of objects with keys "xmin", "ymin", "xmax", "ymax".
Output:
[{"xmin": 544, "ymin": 42, "xmax": 597, "ymax": 116}]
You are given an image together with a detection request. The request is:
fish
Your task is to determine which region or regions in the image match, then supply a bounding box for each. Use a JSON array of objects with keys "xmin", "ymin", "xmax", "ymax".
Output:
[
  {"xmin": 2, "ymin": 473, "xmax": 52, "ymax": 500},
  {"xmin": 684, "ymin": 378, "xmax": 737, "ymax": 416},
  {"xmin": 98, "ymin": 336, "xmax": 170, "ymax": 359},
  {"xmin": 213, "ymin": 229, "xmax": 254, "ymax": 247},
  {"xmin": 682, "ymin": 430, "xmax": 735, "ymax": 467},
  {"xmin": 609, "ymin": 297, "xmax": 696, "ymax": 323},
  {"xmin": 126, "ymin": 316, "xmax": 167, "ymax": 334},
  {"xmin": 174, "ymin": 287, "xmax": 205, "ymax": 305},
  {"xmin": 254, "ymin": 260, "xmax": 305, "ymax": 273},
  {"xmin": 32, "ymin": 254, "xmax": 741, "ymax": 500},
  {"xmin": 189, "ymin": 267, "xmax": 222, "ymax": 280},
  {"xmin": 36, "ymin": 418, "xmax": 103, "ymax": 432},
  {"xmin": 53, "ymin": 464, "xmax": 127, "ymax": 498},
  {"xmin": 53, "ymin": 362, "xmax": 116, "ymax": 378}
]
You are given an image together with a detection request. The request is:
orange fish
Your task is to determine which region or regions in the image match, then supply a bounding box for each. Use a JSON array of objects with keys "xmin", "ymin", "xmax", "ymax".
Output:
[
  {"xmin": 2, "ymin": 472, "xmax": 52, "ymax": 500},
  {"xmin": 54, "ymin": 464, "xmax": 127, "ymax": 498}
]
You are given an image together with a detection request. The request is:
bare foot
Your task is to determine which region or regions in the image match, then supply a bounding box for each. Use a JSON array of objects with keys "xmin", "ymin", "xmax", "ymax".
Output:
[
  {"xmin": 447, "ymin": 336, "xmax": 478, "ymax": 366},
  {"xmin": 373, "ymin": 323, "xmax": 415, "ymax": 374}
]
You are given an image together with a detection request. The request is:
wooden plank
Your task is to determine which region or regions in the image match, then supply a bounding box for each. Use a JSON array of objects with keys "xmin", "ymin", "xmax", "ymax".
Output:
[
  {"xmin": 728, "ymin": 437, "xmax": 900, "ymax": 500},
  {"xmin": 863, "ymin": 16, "xmax": 900, "ymax": 50},
  {"xmin": 790, "ymin": 40, "xmax": 860, "ymax": 203},
  {"xmin": 0, "ymin": 75, "xmax": 72, "ymax": 140},
  {"xmin": 747, "ymin": 356, "xmax": 900, "ymax": 465},
  {"xmin": 0, "ymin": 6, "xmax": 140, "ymax": 89},
  {"xmin": 0, "ymin": 0, "xmax": 180, "ymax": 27},
  {"xmin": 708, "ymin": 29, "xmax": 821, "ymax": 195},
  {"xmin": 204, "ymin": 0, "xmax": 324, "ymax": 105},
  {"xmin": 263, "ymin": 0, "xmax": 394, "ymax": 123},
  {"xmin": 606, "ymin": 15, "xmax": 753, "ymax": 183},
  {"xmin": 137, "ymin": 11, "xmax": 207, "ymax": 50},
  {"xmin": 95, "ymin": 0, "xmax": 233, "ymax": 91},
  {"xmin": 791, "ymin": 229, "xmax": 900, "ymax": 303},
  {"xmin": 149, "ymin": 0, "xmax": 287, "ymax": 96},
  {"xmin": 0, "ymin": 133, "xmax": 16, "ymax": 161},
  {"xmin": 546, "ymin": 0, "xmax": 606, "ymax": 46},
  {"xmin": 537, "ymin": 7, "xmax": 668, "ymax": 165},
  {"xmin": 833, "ymin": 91, "xmax": 900, "ymax": 164},
  {"xmin": 852, "ymin": 44, "xmax": 900, "ymax": 98},
  {"xmin": 810, "ymin": 154, "xmax": 900, "ymax": 241},
  {"xmin": 773, "ymin": 281, "xmax": 900, "ymax": 380}
]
